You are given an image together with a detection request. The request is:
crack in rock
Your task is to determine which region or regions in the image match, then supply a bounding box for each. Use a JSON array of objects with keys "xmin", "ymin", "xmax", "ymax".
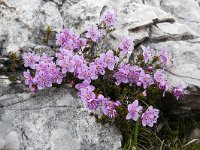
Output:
[
  {"xmin": 3, "ymin": 105, "xmax": 80, "ymax": 111},
  {"xmin": 128, "ymin": 17, "xmax": 175, "ymax": 32},
  {"xmin": 165, "ymin": 69, "xmax": 200, "ymax": 82},
  {"xmin": 0, "ymin": 0, "xmax": 16, "ymax": 10},
  {"xmin": 149, "ymin": 34, "xmax": 197, "ymax": 43}
]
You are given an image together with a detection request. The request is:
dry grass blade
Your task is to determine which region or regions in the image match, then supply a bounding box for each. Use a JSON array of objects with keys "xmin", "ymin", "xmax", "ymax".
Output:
[{"xmin": 183, "ymin": 139, "xmax": 200, "ymax": 149}]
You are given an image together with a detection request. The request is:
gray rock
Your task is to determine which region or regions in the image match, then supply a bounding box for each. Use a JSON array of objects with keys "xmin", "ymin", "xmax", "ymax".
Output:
[
  {"xmin": 160, "ymin": 0, "xmax": 200, "ymax": 34},
  {"xmin": 145, "ymin": 0, "xmax": 200, "ymax": 34},
  {"xmin": 0, "ymin": 87, "xmax": 122, "ymax": 149},
  {"xmin": 148, "ymin": 40, "xmax": 200, "ymax": 88},
  {"xmin": 62, "ymin": 0, "xmax": 174, "ymax": 47},
  {"xmin": 0, "ymin": 137, "xmax": 5, "ymax": 150},
  {"xmin": 0, "ymin": 0, "xmax": 42, "ymax": 55},
  {"xmin": 50, "ymin": 129, "xmax": 80, "ymax": 150},
  {"xmin": 0, "ymin": 0, "xmax": 61, "ymax": 55},
  {"xmin": 5, "ymin": 131, "xmax": 20, "ymax": 150},
  {"xmin": 40, "ymin": 2, "xmax": 63, "ymax": 32},
  {"xmin": 33, "ymin": 45, "xmax": 55, "ymax": 56},
  {"xmin": 149, "ymin": 22, "xmax": 199, "ymax": 42},
  {"xmin": 189, "ymin": 128, "xmax": 200, "ymax": 140}
]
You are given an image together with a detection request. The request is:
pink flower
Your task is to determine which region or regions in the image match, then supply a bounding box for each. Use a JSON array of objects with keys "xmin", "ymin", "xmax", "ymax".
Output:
[
  {"xmin": 34, "ymin": 61, "xmax": 48, "ymax": 73},
  {"xmin": 40, "ymin": 53, "xmax": 53, "ymax": 64},
  {"xmin": 84, "ymin": 98, "xmax": 100, "ymax": 110},
  {"xmin": 71, "ymin": 55, "xmax": 87, "ymax": 75},
  {"xmin": 75, "ymin": 80, "xmax": 95, "ymax": 91},
  {"xmin": 147, "ymin": 66, "xmax": 153, "ymax": 72},
  {"xmin": 75, "ymin": 80, "xmax": 95, "ymax": 97},
  {"xmin": 173, "ymin": 84, "xmax": 184, "ymax": 100},
  {"xmin": 142, "ymin": 90, "xmax": 147, "ymax": 97},
  {"xmin": 142, "ymin": 46, "xmax": 152, "ymax": 64},
  {"xmin": 77, "ymin": 65, "xmax": 98, "ymax": 82},
  {"xmin": 101, "ymin": 95, "xmax": 121, "ymax": 118},
  {"xmin": 100, "ymin": 50, "xmax": 119, "ymax": 71},
  {"xmin": 139, "ymin": 71, "xmax": 154, "ymax": 89},
  {"xmin": 90, "ymin": 57, "xmax": 107, "ymax": 75},
  {"xmin": 79, "ymin": 88, "xmax": 96, "ymax": 102},
  {"xmin": 23, "ymin": 52, "xmax": 39, "ymax": 69},
  {"xmin": 126, "ymin": 100, "xmax": 143, "ymax": 121},
  {"xmin": 128, "ymin": 65, "xmax": 143, "ymax": 84},
  {"xmin": 113, "ymin": 63, "xmax": 130, "ymax": 85},
  {"xmin": 119, "ymin": 37, "xmax": 134, "ymax": 55},
  {"xmin": 154, "ymin": 69, "xmax": 168, "ymax": 95},
  {"xmin": 86, "ymin": 25, "xmax": 102, "ymax": 43},
  {"xmin": 97, "ymin": 94, "xmax": 110, "ymax": 103},
  {"xmin": 154, "ymin": 69, "xmax": 167, "ymax": 83},
  {"xmin": 33, "ymin": 72, "xmax": 52, "ymax": 90},
  {"xmin": 58, "ymin": 56, "xmax": 75, "ymax": 73},
  {"xmin": 102, "ymin": 10, "xmax": 117, "ymax": 27},
  {"xmin": 77, "ymin": 38, "xmax": 87, "ymax": 48},
  {"xmin": 141, "ymin": 106, "xmax": 159, "ymax": 127},
  {"xmin": 51, "ymin": 69, "xmax": 65, "ymax": 84},
  {"xmin": 159, "ymin": 80, "xmax": 168, "ymax": 96},
  {"xmin": 23, "ymin": 70, "xmax": 35, "ymax": 92},
  {"xmin": 160, "ymin": 48, "xmax": 168, "ymax": 65},
  {"xmin": 56, "ymin": 29, "xmax": 85, "ymax": 51},
  {"xmin": 23, "ymin": 52, "xmax": 66, "ymax": 90}
]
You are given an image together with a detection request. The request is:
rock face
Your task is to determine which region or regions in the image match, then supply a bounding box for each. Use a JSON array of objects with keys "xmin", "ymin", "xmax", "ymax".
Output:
[
  {"xmin": 0, "ymin": 81, "xmax": 121, "ymax": 149},
  {"xmin": 1, "ymin": 0, "xmax": 200, "ymax": 149}
]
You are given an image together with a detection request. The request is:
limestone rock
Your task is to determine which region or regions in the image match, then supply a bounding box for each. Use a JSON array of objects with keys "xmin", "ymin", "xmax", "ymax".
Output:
[
  {"xmin": 149, "ymin": 22, "xmax": 200, "ymax": 41},
  {"xmin": 5, "ymin": 131, "xmax": 20, "ymax": 150},
  {"xmin": 0, "ymin": 87, "xmax": 122, "ymax": 149},
  {"xmin": 0, "ymin": 137, "xmax": 5, "ymax": 149},
  {"xmin": 40, "ymin": 2, "xmax": 63, "ymax": 32},
  {"xmin": 160, "ymin": 0, "xmax": 200, "ymax": 34},
  {"xmin": 0, "ymin": 0, "xmax": 61, "ymax": 55},
  {"xmin": 189, "ymin": 128, "xmax": 200, "ymax": 140},
  {"xmin": 62, "ymin": 0, "xmax": 175, "ymax": 49},
  {"xmin": 148, "ymin": 40, "xmax": 200, "ymax": 87}
]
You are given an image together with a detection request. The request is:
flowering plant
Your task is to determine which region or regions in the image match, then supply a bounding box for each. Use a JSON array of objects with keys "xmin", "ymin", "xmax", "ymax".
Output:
[{"xmin": 22, "ymin": 10, "xmax": 185, "ymax": 147}]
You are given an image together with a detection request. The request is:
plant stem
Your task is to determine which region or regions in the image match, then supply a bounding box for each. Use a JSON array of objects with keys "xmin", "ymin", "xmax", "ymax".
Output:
[
  {"xmin": 160, "ymin": 140, "xmax": 164, "ymax": 150},
  {"xmin": 134, "ymin": 119, "xmax": 140, "ymax": 149},
  {"xmin": 128, "ymin": 137, "xmax": 132, "ymax": 150}
]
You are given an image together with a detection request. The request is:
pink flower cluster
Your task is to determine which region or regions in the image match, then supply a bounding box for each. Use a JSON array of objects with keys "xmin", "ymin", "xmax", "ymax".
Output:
[
  {"xmin": 75, "ymin": 81, "xmax": 121, "ymax": 118},
  {"xmin": 22, "ymin": 10, "xmax": 186, "ymax": 128},
  {"xmin": 86, "ymin": 25, "xmax": 102, "ymax": 43},
  {"xmin": 142, "ymin": 46, "xmax": 152, "ymax": 64},
  {"xmin": 56, "ymin": 29, "xmax": 87, "ymax": 51},
  {"xmin": 126, "ymin": 100, "xmax": 159, "ymax": 127},
  {"xmin": 119, "ymin": 37, "xmax": 134, "ymax": 55},
  {"xmin": 160, "ymin": 48, "xmax": 168, "ymax": 65},
  {"xmin": 23, "ymin": 52, "xmax": 39, "ymax": 69},
  {"xmin": 154, "ymin": 69, "xmax": 168, "ymax": 96},
  {"xmin": 113, "ymin": 62, "xmax": 154, "ymax": 89},
  {"xmin": 141, "ymin": 106, "xmax": 159, "ymax": 127},
  {"xmin": 23, "ymin": 52, "xmax": 65, "ymax": 90},
  {"xmin": 56, "ymin": 48, "xmax": 119, "ymax": 82},
  {"xmin": 102, "ymin": 10, "xmax": 117, "ymax": 27}
]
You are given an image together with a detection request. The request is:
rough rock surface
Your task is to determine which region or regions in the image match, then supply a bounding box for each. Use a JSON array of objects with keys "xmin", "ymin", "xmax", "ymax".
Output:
[
  {"xmin": 0, "ymin": 80, "xmax": 121, "ymax": 149},
  {"xmin": 1, "ymin": 0, "xmax": 200, "ymax": 149}
]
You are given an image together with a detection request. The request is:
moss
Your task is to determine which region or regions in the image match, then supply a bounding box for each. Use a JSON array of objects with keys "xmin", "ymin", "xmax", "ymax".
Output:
[
  {"xmin": 0, "ymin": 52, "xmax": 24, "ymax": 82},
  {"xmin": 43, "ymin": 26, "xmax": 53, "ymax": 45}
]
